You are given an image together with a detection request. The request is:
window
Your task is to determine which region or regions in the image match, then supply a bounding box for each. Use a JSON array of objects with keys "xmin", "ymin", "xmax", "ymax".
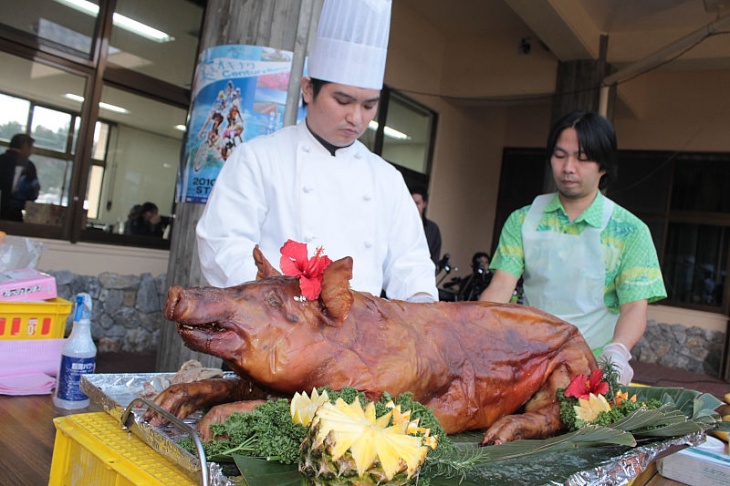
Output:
[
  {"xmin": 381, "ymin": 93, "xmax": 435, "ymax": 176},
  {"xmin": 359, "ymin": 88, "xmax": 438, "ymax": 190},
  {"xmin": 0, "ymin": 0, "xmax": 100, "ymax": 58},
  {"xmin": 0, "ymin": 1, "xmax": 201, "ymax": 249},
  {"xmin": 82, "ymin": 85, "xmax": 184, "ymax": 238},
  {"xmin": 0, "ymin": 50, "xmax": 86, "ymax": 229},
  {"xmin": 664, "ymin": 223, "xmax": 727, "ymax": 307},
  {"xmin": 0, "ymin": 90, "xmax": 113, "ymax": 227},
  {"xmin": 0, "ymin": 93, "xmax": 31, "ymax": 140},
  {"xmin": 31, "ymin": 106, "xmax": 73, "ymax": 152},
  {"xmin": 108, "ymin": 0, "xmax": 202, "ymax": 88},
  {"xmin": 609, "ymin": 151, "xmax": 730, "ymax": 313}
]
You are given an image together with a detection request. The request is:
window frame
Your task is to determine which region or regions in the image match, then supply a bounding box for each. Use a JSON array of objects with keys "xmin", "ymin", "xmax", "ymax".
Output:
[
  {"xmin": 371, "ymin": 86, "xmax": 438, "ymax": 192},
  {"xmin": 0, "ymin": 0, "xmax": 201, "ymax": 250}
]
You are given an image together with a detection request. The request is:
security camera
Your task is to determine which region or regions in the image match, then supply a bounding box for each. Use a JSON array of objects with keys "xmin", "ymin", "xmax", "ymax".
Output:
[{"xmin": 519, "ymin": 37, "xmax": 532, "ymax": 55}]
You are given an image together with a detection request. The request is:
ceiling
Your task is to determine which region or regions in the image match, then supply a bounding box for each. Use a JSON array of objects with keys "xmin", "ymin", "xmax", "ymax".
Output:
[
  {"xmin": 6, "ymin": 0, "xmax": 730, "ymax": 143},
  {"xmin": 400, "ymin": 0, "xmax": 730, "ymax": 71}
]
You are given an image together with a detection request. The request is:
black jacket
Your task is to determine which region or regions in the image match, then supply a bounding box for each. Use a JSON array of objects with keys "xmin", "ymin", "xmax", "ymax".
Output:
[{"xmin": 0, "ymin": 150, "xmax": 24, "ymax": 221}]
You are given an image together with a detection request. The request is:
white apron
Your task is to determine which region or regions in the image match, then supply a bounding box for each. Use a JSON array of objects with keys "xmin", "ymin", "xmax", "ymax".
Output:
[{"xmin": 522, "ymin": 193, "xmax": 617, "ymax": 350}]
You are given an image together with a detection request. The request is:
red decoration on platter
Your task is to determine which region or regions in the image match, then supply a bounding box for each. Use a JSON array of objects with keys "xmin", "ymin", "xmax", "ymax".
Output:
[{"xmin": 564, "ymin": 368, "xmax": 609, "ymax": 400}]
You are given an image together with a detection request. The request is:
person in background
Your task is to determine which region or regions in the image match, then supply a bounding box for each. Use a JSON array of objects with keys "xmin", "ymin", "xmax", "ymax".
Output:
[
  {"xmin": 457, "ymin": 251, "xmax": 492, "ymax": 301},
  {"xmin": 480, "ymin": 111, "xmax": 666, "ymax": 385},
  {"xmin": 9, "ymin": 159, "xmax": 40, "ymax": 221},
  {"xmin": 196, "ymin": 0, "xmax": 437, "ymax": 303},
  {"xmin": 127, "ymin": 202, "xmax": 163, "ymax": 237},
  {"xmin": 0, "ymin": 134, "xmax": 34, "ymax": 221},
  {"xmin": 11, "ymin": 160, "xmax": 41, "ymax": 221},
  {"xmin": 411, "ymin": 186, "xmax": 442, "ymax": 269}
]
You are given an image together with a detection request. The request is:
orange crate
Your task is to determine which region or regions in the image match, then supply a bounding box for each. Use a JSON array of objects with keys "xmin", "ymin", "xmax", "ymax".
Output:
[{"xmin": 0, "ymin": 297, "xmax": 72, "ymax": 340}]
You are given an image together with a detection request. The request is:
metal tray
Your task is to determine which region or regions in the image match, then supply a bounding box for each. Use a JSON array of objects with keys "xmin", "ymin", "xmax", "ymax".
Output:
[{"xmin": 81, "ymin": 373, "xmax": 703, "ymax": 486}]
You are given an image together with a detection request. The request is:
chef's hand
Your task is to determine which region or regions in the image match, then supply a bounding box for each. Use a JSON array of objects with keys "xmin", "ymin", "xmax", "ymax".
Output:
[{"xmin": 599, "ymin": 342, "xmax": 634, "ymax": 385}]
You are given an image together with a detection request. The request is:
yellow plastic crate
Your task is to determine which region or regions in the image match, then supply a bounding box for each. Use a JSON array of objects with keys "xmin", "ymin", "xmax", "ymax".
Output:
[
  {"xmin": 49, "ymin": 412, "xmax": 198, "ymax": 486},
  {"xmin": 0, "ymin": 297, "xmax": 71, "ymax": 340}
]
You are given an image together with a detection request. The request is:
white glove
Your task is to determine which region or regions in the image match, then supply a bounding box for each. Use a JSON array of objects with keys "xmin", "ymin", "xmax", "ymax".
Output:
[{"xmin": 599, "ymin": 342, "xmax": 634, "ymax": 385}]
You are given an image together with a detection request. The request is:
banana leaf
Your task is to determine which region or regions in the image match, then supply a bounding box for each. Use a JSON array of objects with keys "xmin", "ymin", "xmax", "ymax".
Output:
[
  {"xmin": 233, "ymin": 455, "xmax": 304, "ymax": 486},
  {"xmin": 626, "ymin": 386, "xmax": 723, "ymax": 419},
  {"xmin": 226, "ymin": 386, "xmax": 724, "ymax": 485},
  {"xmin": 448, "ymin": 425, "xmax": 636, "ymax": 462},
  {"xmin": 429, "ymin": 387, "xmax": 721, "ymax": 470}
]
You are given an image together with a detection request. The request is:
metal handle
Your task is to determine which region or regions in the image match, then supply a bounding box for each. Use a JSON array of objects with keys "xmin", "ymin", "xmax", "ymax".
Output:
[{"xmin": 121, "ymin": 397, "xmax": 209, "ymax": 486}]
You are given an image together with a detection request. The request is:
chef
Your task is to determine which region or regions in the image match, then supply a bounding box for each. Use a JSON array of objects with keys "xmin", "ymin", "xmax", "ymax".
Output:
[{"xmin": 196, "ymin": 0, "xmax": 437, "ymax": 302}]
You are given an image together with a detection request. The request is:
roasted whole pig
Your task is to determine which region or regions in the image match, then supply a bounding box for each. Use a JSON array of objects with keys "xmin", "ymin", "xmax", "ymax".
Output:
[{"xmin": 146, "ymin": 247, "xmax": 596, "ymax": 445}]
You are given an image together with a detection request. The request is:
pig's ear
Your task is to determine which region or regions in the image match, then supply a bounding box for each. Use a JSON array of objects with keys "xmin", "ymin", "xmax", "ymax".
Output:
[
  {"xmin": 319, "ymin": 257, "xmax": 354, "ymax": 327},
  {"xmin": 254, "ymin": 245, "xmax": 282, "ymax": 280}
]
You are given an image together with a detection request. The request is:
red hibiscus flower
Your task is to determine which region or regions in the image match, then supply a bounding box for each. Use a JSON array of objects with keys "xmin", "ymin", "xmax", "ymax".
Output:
[
  {"xmin": 279, "ymin": 240, "xmax": 332, "ymax": 301},
  {"xmin": 564, "ymin": 368, "xmax": 609, "ymax": 400}
]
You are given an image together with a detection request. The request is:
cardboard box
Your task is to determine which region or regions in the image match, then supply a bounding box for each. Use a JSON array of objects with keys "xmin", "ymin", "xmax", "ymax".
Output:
[
  {"xmin": 657, "ymin": 438, "xmax": 730, "ymax": 486},
  {"xmin": 0, "ymin": 268, "xmax": 57, "ymax": 302}
]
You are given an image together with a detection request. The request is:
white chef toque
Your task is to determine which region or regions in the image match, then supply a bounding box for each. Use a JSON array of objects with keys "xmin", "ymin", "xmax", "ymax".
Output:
[{"xmin": 308, "ymin": 0, "xmax": 392, "ymax": 90}]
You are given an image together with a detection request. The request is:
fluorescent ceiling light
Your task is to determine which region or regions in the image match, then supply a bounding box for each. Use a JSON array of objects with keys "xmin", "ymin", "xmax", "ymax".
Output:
[
  {"xmin": 368, "ymin": 120, "xmax": 410, "ymax": 140},
  {"xmin": 64, "ymin": 93, "xmax": 130, "ymax": 114},
  {"xmin": 54, "ymin": 0, "xmax": 174, "ymax": 43},
  {"xmin": 174, "ymin": 125, "xmax": 187, "ymax": 132}
]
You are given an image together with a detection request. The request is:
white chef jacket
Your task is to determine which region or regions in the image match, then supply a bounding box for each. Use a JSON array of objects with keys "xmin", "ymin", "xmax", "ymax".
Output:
[{"xmin": 196, "ymin": 122, "xmax": 438, "ymax": 301}]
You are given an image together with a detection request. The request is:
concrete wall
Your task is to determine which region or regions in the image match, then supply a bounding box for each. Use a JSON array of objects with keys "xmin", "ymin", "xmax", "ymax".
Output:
[{"xmin": 36, "ymin": 239, "xmax": 169, "ymax": 276}]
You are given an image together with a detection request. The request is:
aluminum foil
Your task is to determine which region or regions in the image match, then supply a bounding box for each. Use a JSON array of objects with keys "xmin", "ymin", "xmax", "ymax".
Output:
[
  {"xmin": 81, "ymin": 373, "xmax": 701, "ymax": 486},
  {"xmin": 431, "ymin": 433, "xmax": 702, "ymax": 485},
  {"xmin": 561, "ymin": 432, "xmax": 702, "ymax": 485},
  {"xmin": 81, "ymin": 373, "xmax": 234, "ymax": 486}
]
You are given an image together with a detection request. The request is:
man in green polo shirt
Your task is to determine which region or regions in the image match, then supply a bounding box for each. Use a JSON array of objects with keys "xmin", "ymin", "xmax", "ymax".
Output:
[{"xmin": 480, "ymin": 111, "xmax": 666, "ymax": 385}]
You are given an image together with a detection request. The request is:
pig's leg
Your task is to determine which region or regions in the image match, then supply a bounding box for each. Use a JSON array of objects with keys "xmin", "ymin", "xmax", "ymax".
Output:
[
  {"xmin": 480, "ymin": 360, "xmax": 574, "ymax": 445},
  {"xmin": 144, "ymin": 377, "xmax": 267, "ymax": 426},
  {"xmin": 480, "ymin": 403, "xmax": 563, "ymax": 445},
  {"xmin": 198, "ymin": 400, "xmax": 269, "ymax": 441}
]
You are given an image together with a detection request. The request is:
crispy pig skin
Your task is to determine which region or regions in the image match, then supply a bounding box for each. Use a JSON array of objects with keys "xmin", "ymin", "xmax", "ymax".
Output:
[{"xmin": 149, "ymin": 246, "xmax": 596, "ymax": 445}]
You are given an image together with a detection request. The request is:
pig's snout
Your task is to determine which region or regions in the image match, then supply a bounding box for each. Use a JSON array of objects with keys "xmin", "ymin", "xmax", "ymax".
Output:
[{"xmin": 164, "ymin": 286, "xmax": 234, "ymax": 326}]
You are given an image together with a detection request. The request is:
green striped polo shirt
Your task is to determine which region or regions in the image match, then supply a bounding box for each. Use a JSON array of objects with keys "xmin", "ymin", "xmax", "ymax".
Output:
[{"xmin": 490, "ymin": 192, "xmax": 667, "ymax": 313}]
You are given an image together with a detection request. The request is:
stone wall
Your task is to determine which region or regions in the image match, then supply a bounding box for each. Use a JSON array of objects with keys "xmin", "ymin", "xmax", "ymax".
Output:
[
  {"xmin": 49, "ymin": 270, "xmax": 167, "ymax": 353},
  {"xmin": 632, "ymin": 319, "xmax": 726, "ymax": 376}
]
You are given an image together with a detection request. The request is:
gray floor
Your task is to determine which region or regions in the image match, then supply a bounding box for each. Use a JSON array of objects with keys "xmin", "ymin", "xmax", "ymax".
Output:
[{"xmin": 632, "ymin": 360, "xmax": 729, "ymax": 402}]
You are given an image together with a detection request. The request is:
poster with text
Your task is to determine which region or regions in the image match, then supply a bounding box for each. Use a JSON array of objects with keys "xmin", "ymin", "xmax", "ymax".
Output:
[{"xmin": 178, "ymin": 45, "xmax": 293, "ymax": 203}]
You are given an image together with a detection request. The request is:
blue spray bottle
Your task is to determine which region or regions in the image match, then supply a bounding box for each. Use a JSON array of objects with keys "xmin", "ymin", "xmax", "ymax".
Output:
[{"xmin": 53, "ymin": 293, "xmax": 97, "ymax": 409}]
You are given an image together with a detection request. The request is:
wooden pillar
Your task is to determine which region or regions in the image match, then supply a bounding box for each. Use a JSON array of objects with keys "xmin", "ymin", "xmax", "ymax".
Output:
[
  {"xmin": 544, "ymin": 35, "xmax": 615, "ymax": 191},
  {"xmin": 156, "ymin": 0, "xmax": 322, "ymax": 371},
  {"xmin": 551, "ymin": 60, "xmax": 604, "ymax": 121},
  {"xmin": 551, "ymin": 35, "xmax": 614, "ymax": 122}
]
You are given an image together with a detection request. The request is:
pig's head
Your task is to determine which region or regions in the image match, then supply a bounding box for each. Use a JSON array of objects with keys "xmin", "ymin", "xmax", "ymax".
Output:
[{"xmin": 164, "ymin": 246, "xmax": 355, "ymax": 373}]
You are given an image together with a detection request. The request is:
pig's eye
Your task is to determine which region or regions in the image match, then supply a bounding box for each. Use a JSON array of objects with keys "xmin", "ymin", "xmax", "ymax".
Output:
[{"xmin": 267, "ymin": 296, "xmax": 281, "ymax": 307}]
